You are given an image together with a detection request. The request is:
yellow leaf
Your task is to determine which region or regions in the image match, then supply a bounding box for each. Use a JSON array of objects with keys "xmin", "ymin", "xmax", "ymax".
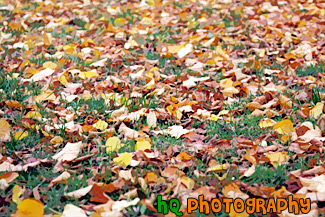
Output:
[
  {"xmin": 12, "ymin": 185, "xmax": 24, "ymax": 205},
  {"xmin": 63, "ymin": 44, "xmax": 77, "ymax": 55},
  {"xmin": 229, "ymin": 204, "xmax": 249, "ymax": 217},
  {"xmin": 210, "ymin": 114, "xmax": 221, "ymax": 121},
  {"xmin": 92, "ymin": 120, "xmax": 108, "ymax": 131},
  {"xmin": 220, "ymin": 78, "xmax": 233, "ymax": 88},
  {"xmin": 215, "ymin": 45, "xmax": 226, "ymax": 55},
  {"xmin": 273, "ymin": 119, "xmax": 295, "ymax": 135},
  {"xmin": 148, "ymin": 0, "xmax": 156, "ymax": 6},
  {"xmin": 279, "ymin": 94, "xmax": 292, "ymax": 108},
  {"xmin": 114, "ymin": 17, "xmax": 126, "ymax": 26},
  {"xmin": 259, "ymin": 118, "xmax": 276, "ymax": 128},
  {"xmin": 113, "ymin": 153, "xmax": 133, "ymax": 167},
  {"xmin": 16, "ymin": 198, "xmax": 44, "ymax": 217},
  {"xmin": 221, "ymin": 87, "xmax": 239, "ymax": 97},
  {"xmin": 207, "ymin": 163, "xmax": 230, "ymax": 172},
  {"xmin": 0, "ymin": 119, "xmax": 11, "ymax": 142},
  {"xmin": 280, "ymin": 134, "xmax": 290, "ymax": 144},
  {"xmin": 43, "ymin": 32, "xmax": 52, "ymax": 46},
  {"xmin": 140, "ymin": 17, "xmax": 153, "ymax": 25},
  {"xmin": 145, "ymin": 171, "xmax": 158, "ymax": 183},
  {"xmin": 78, "ymin": 71, "xmax": 99, "ymax": 79},
  {"xmin": 167, "ymin": 44, "xmax": 184, "ymax": 54},
  {"xmin": 12, "ymin": 73, "xmax": 20, "ymax": 78},
  {"xmin": 105, "ymin": 136, "xmax": 123, "ymax": 153},
  {"xmin": 59, "ymin": 75, "xmax": 68, "ymax": 86},
  {"xmin": 135, "ymin": 139, "xmax": 151, "ymax": 151},
  {"xmin": 258, "ymin": 49, "xmax": 265, "ymax": 58},
  {"xmin": 81, "ymin": 93, "xmax": 92, "ymax": 100},
  {"xmin": 19, "ymin": 60, "xmax": 30, "ymax": 70},
  {"xmin": 144, "ymin": 79, "xmax": 155, "ymax": 90},
  {"xmin": 181, "ymin": 176, "xmax": 195, "ymax": 190},
  {"xmin": 50, "ymin": 136, "xmax": 63, "ymax": 145},
  {"xmin": 265, "ymin": 151, "xmax": 290, "ymax": 167},
  {"xmin": 25, "ymin": 111, "xmax": 42, "ymax": 119},
  {"xmin": 215, "ymin": 45, "xmax": 229, "ymax": 60},
  {"xmin": 218, "ymin": 110, "xmax": 230, "ymax": 116},
  {"xmin": 43, "ymin": 61, "xmax": 57, "ymax": 70},
  {"xmin": 34, "ymin": 90, "xmax": 56, "ymax": 103},
  {"xmin": 310, "ymin": 102, "xmax": 324, "ymax": 119},
  {"xmin": 14, "ymin": 131, "xmax": 28, "ymax": 140},
  {"xmin": 298, "ymin": 20, "xmax": 306, "ymax": 28}
]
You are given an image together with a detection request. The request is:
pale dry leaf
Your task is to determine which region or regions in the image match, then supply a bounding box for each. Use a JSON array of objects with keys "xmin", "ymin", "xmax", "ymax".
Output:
[
  {"xmin": 65, "ymin": 185, "xmax": 93, "ymax": 199},
  {"xmin": 168, "ymin": 125, "xmax": 190, "ymax": 139},
  {"xmin": 146, "ymin": 111, "xmax": 157, "ymax": 128},
  {"xmin": 118, "ymin": 123, "xmax": 139, "ymax": 139},
  {"xmin": 50, "ymin": 171, "xmax": 71, "ymax": 185},
  {"xmin": 62, "ymin": 204, "xmax": 87, "ymax": 217},
  {"xmin": 52, "ymin": 141, "xmax": 83, "ymax": 162}
]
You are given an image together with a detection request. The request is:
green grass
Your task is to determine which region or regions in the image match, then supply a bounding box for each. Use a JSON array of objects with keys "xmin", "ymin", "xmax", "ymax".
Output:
[{"xmin": 295, "ymin": 62, "xmax": 325, "ymax": 77}]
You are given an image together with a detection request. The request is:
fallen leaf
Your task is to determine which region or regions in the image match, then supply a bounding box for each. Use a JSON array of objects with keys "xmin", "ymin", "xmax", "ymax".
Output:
[
  {"xmin": 16, "ymin": 198, "xmax": 44, "ymax": 217},
  {"xmin": 113, "ymin": 153, "xmax": 134, "ymax": 167},
  {"xmin": 34, "ymin": 90, "xmax": 56, "ymax": 103},
  {"xmin": 65, "ymin": 185, "xmax": 93, "ymax": 199},
  {"xmin": 79, "ymin": 71, "xmax": 99, "ymax": 79},
  {"xmin": 43, "ymin": 61, "xmax": 57, "ymax": 70},
  {"xmin": 310, "ymin": 102, "xmax": 324, "ymax": 119},
  {"xmin": 12, "ymin": 185, "xmax": 24, "ymax": 205},
  {"xmin": 207, "ymin": 163, "xmax": 230, "ymax": 172},
  {"xmin": 43, "ymin": 32, "xmax": 52, "ymax": 46},
  {"xmin": 52, "ymin": 141, "xmax": 83, "ymax": 162},
  {"xmin": 222, "ymin": 183, "xmax": 249, "ymax": 199},
  {"xmin": 93, "ymin": 120, "xmax": 108, "ymax": 131},
  {"xmin": 114, "ymin": 17, "xmax": 126, "ymax": 26},
  {"xmin": 265, "ymin": 151, "xmax": 290, "ymax": 167},
  {"xmin": 273, "ymin": 119, "xmax": 296, "ymax": 135},
  {"xmin": 168, "ymin": 125, "xmax": 190, "ymax": 138},
  {"xmin": 119, "ymin": 123, "xmax": 139, "ymax": 139},
  {"xmin": 240, "ymin": 165, "xmax": 256, "ymax": 178},
  {"xmin": 146, "ymin": 111, "xmax": 157, "ymax": 128},
  {"xmin": 177, "ymin": 44, "xmax": 193, "ymax": 59},
  {"xmin": 58, "ymin": 75, "xmax": 68, "ymax": 86},
  {"xmin": 13, "ymin": 131, "xmax": 28, "ymax": 140},
  {"xmin": 135, "ymin": 139, "xmax": 151, "ymax": 151},
  {"xmin": 181, "ymin": 176, "xmax": 195, "ymax": 190},
  {"xmin": 0, "ymin": 172, "xmax": 19, "ymax": 190},
  {"xmin": 229, "ymin": 204, "xmax": 249, "ymax": 217},
  {"xmin": 0, "ymin": 119, "xmax": 11, "ymax": 142},
  {"xmin": 106, "ymin": 136, "xmax": 124, "ymax": 153},
  {"xmin": 50, "ymin": 171, "xmax": 71, "ymax": 186},
  {"xmin": 259, "ymin": 118, "xmax": 276, "ymax": 128},
  {"xmin": 24, "ymin": 68, "xmax": 55, "ymax": 82},
  {"xmin": 50, "ymin": 136, "xmax": 64, "ymax": 145},
  {"xmin": 62, "ymin": 204, "xmax": 87, "ymax": 217}
]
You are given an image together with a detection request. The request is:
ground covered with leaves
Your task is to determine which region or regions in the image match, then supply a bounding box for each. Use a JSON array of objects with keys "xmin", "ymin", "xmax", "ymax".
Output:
[{"xmin": 0, "ymin": 0, "xmax": 325, "ymax": 216}]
